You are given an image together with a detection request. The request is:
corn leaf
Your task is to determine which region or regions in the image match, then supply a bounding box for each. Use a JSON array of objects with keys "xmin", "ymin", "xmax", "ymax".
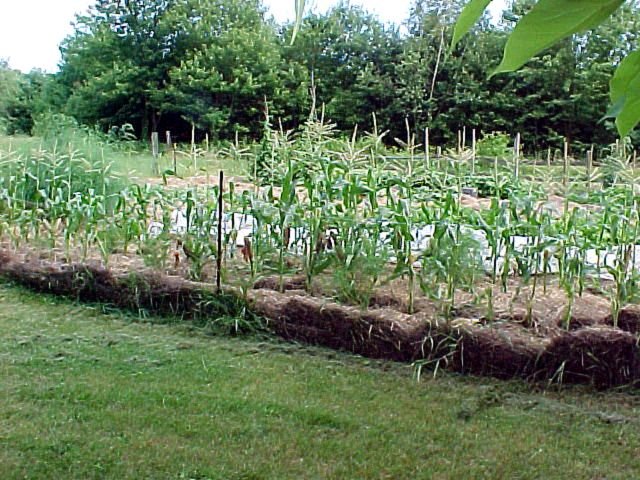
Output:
[
  {"xmin": 450, "ymin": 0, "xmax": 493, "ymax": 50},
  {"xmin": 290, "ymin": 0, "xmax": 305, "ymax": 45},
  {"xmin": 610, "ymin": 49, "xmax": 640, "ymax": 137},
  {"xmin": 494, "ymin": 0, "xmax": 624, "ymax": 74}
]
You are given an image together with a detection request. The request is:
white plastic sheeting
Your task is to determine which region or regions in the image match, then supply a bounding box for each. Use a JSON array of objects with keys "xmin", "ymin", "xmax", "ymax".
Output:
[{"xmin": 148, "ymin": 209, "xmax": 640, "ymax": 279}]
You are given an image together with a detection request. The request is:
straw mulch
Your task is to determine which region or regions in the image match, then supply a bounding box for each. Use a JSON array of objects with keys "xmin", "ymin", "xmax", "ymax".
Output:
[{"xmin": 1, "ymin": 250, "xmax": 638, "ymax": 388}]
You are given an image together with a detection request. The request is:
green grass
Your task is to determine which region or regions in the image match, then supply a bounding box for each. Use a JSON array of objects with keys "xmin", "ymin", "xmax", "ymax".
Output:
[
  {"xmin": 131, "ymin": 147, "xmax": 249, "ymax": 179},
  {"xmin": 0, "ymin": 134, "xmax": 249, "ymax": 181},
  {"xmin": 1, "ymin": 284, "xmax": 639, "ymax": 479},
  {"xmin": 0, "ymin": 134, "xmax": 41, "ymax": 150}
]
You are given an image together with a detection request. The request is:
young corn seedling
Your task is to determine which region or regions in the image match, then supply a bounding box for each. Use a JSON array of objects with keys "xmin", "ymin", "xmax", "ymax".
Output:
[
  {"xmin": 301, "ymin": 175, "xmax": 332, "ymax": 291},
  {"xmin": 607, "ymin": 202, "xmax": 640, "ymax": 327},
  {"xmin": 271, "ymin": 159, "xmax": 299, "ymax": 292},
  {"xmin": 386, "ymin": 179, "xmax": 418, "ymax": 314}
]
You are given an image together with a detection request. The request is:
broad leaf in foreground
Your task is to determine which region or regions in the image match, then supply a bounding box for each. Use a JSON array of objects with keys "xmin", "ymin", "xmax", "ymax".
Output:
[
  {"xmin": 494, "ymin": 0, "xmax": 625, "ymax": 74},
  {"xmin": 450, "ymin": 0, "xmax": 493, "ymax": 50},
  {"xmin": 291, "ymin": 0, "xmax": 306, "ymax": 44},
  {"xmin": 610, "ymin": 49, "xmax": 640, "ymax": 137}
]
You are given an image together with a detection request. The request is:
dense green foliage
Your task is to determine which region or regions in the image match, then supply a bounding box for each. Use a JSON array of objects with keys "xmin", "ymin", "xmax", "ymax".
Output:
[
  {"xmin": 1, "ymin": 0, "xmax": 639, "ymax": 151},
  {"xmin": 0, "ymin": 60, "xmax": 64, "ymax": 136}
]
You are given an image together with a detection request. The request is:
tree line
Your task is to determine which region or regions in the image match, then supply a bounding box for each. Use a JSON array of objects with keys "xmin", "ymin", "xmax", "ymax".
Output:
[{"xmin": 1, "ymin": 0, "xmax": 639, "ymax": 153}]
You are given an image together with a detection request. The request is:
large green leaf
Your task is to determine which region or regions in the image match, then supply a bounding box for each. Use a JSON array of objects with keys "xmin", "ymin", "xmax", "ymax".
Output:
[
  {"xmin": 494, "ymin": 0, "xmax": 624, "ymax": 74},
  {"xmin": 610, "ymin": 49, "xmax": 640, "ymax": 137},
  {"xmin": 290, "ymin": 0, "xmax": 305, "ymax": 45},
  {"xmin": 450, "ymin": 0, "xmax": 493, "ymax": 50}
]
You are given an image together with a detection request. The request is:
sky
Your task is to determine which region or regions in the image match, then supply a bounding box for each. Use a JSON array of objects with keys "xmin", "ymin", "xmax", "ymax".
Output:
[{"xmin": 0, "ymin": 0, "xmax": 505, "ymax": 73}]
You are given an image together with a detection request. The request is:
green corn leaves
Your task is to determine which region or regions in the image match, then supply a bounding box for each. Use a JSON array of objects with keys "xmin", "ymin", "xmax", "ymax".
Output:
[
  {"xmin": 453, "ymin": 0, "xmax": 634, "ymax": 136},
  {"xmin": 494, "ymin": 0, "xmax": 625, "ymax": 74},
  {"xmin": 291, "ymin": 0, "xmax": 306, "ymax": 45},
  {"xmin": 610, "ymin": 49, "xmax": 640, "ymax": 137},
  {"xmin": 450, "ymin": 0, "xmax": 493, "ymax": 51}
]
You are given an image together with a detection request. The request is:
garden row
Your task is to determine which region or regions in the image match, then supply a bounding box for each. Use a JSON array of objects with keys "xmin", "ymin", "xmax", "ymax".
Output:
[
  {"xmin": 2, "ymin": 134, "xmax": 640, "ymax": 387},
  {"xmin": 0, "ymin": 250, "xmax": 637, "ymax": 388}
]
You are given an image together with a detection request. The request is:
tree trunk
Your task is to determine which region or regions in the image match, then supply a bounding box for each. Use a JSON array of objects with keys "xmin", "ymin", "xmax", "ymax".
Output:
[
  {"xmin": 151, "ymin": 109, "xmax": 160, "ymax": 133},
  {"xmin": 141, "ymin": 99, "xmax": 150, "ymax": 141}
]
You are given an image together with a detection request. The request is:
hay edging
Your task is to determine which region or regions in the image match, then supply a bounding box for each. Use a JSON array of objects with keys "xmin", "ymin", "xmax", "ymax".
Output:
[{"xmin": 0, "ymin": 251, "xmax": 638, "ymax": 388}]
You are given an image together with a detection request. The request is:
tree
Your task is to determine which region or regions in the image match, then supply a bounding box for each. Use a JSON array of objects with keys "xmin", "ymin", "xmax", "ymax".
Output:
[
  {"xmin": 392, "ymin": 0, "xmax": 507, "ymax": 144},
  {"xmin": 282, "ymin": 2, "xmax": 401, "ymax": 133},
  {"xmin": 60, "ymin": 0, "xmax": 276, "ymax": 138},
  {"xmin": 163, "ymin": 22, "xmax": 290, "ymax": 138},
  {"xmin": 0, "ymin": 62, "xmax": 59, "ymax": 135},
  {"xmin": 0, "ymin": 60, "xmax": 23, "ymax": 134}
]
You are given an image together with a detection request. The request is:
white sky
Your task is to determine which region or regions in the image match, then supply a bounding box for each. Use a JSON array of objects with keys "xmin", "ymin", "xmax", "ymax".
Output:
[{"xmin": 0, "ymin": 0, "xmax": 505, "ymax": 73}]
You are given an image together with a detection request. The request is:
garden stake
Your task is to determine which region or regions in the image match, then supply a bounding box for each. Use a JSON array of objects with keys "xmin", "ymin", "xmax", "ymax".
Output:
[{"xmin": 216, "ymin": 170, "xmax": 224, "ymax": 293}]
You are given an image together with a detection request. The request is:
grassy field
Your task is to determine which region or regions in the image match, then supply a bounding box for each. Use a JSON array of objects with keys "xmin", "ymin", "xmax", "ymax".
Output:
[
  {"xmin": 1, "ymin": 284, "xmax": 639, "ymax": 479},
  {"xmin": 0, "ymin": 134, "xmax": 248, "ymax": 180}
]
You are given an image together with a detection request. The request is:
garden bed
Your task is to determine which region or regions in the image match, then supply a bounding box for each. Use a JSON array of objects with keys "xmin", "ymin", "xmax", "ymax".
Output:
[{"xmin": 1, "ymin": 249, "xmax": 638, "ymax": 389}]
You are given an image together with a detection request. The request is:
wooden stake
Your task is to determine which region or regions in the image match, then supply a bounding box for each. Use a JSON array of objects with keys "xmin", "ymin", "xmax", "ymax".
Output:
[
  {"xmin": 586, "ymin": 148, "xmax": 593, "ymax": 193},
  {"xmin": 457, "ymin": 130, "xmax": 461, "ymax": 155},
  {"xmin": 151, "ymin": 131, "xmax": 159, "ymax": 176},
  {"xmin": 191, "ymin": 123, "xmax": 197, "ymax": 171},
  {"xmin": 547, "ymin": 147, "xmax": 551, "ymax": 168},
  {"xmin": 216, "ymin": 171, "xmax": 224, "ymax": 294},
  {"xmin": 462, "ymin": 126, "xmax": 467, "ymax": 151},
  {"xmin": 166, "ymin": 131, "xmax": 172, "ymax": 150},
  {"xmin": 514, "ymin": 133, "xmax": 520, "ymax": 180},
  {"xmin": 563, "ymin": 138, "xmax": 569, "ymax": 188},
  {"xmin": 471, "ymin": 128, "xmax": 476, "ymax": 174},
  {"xmin": 205, "ymin": 133, "xmax": 210, "ymax": 152},
  {"xmin": 172, "ymin": 143, "xmax": 177, "ymax": 176},
  {"xmin": 424, "ymin": 127, "xmax": 430, "ymax": 169},
  {"xmin": 405, "ymin": 117, "xmax": 411, "ymax": 153}
]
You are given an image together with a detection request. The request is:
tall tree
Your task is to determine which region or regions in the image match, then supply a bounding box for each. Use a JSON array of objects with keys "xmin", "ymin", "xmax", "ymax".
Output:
[
  {"xmin": 392, "ymin": 0, "xmax": 493, "ymax": 143},
  {"xmin": 0, "ymin": 60, "xmax": 23, "ymax": 134},
  {"xmin": 163, "ymin": 22, "xmax": 291, "ymax": 138},
  {"xmin": 59, "ymin": 0, "xmax": 272, "ymax": 138},
  {"xmin": 282, "ymin": 2, "xmax": 401, "ymax": 133}
]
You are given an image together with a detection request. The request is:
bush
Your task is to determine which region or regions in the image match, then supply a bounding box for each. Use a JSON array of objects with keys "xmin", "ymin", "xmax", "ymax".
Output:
[{"xmin": 476, "ymin": 132, "xmax": 512, "ymax": 158}]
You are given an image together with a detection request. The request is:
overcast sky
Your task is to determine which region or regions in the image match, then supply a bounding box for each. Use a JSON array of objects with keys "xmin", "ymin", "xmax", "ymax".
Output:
[{"xmin": 0, "ymin": 0, "xmax": 504, "ymax": 73}]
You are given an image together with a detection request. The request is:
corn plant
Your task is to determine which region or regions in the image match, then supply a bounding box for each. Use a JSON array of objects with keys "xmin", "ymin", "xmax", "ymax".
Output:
[
  {"xmin": 269, "ymin": 159, "xmax": 299, "ymax": 292},
  {"xmin": 300, "ymin": 174, "xmax": 332, "ymax": 291}
]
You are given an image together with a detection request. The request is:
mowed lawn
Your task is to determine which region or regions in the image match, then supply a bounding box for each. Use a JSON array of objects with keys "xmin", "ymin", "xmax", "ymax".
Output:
[{"xmin": 1, "ymin": 285, "xmax": 639, "ymax": 480}]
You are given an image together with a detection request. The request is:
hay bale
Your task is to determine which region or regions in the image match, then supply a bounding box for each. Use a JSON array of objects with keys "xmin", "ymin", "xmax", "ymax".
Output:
[
  {"xmin": 369, "ymin": 290, "xmax": 407, "ymax": 311},
  {"xmin": 541, "ymin": 327, "xmax": 640, "ymax": 388},
  {"xmin": 452, "ymin": 323, "xmax": 546, "ymax": 380},
  {"xmin": 114, "ymin": 272, "xmax": 245, "ymax": 321},
  {"xmin": 0, "ymin": 253, "xmax": 245, "ymax": 322},
  {"xmin": 247, "ymin": 288, "xmax": 291, "ymax": 321},
  {"xmin": 253, "ymin": 275, "xmax": 307, "ymax": 292},
  {"xmin": 0, "ymin": 250, "xmax": 14, "ymax": 267},
  {"xmin": 611, "ymin": 306, "xmax": 640, "ymax": 335},
  {"xmin": 3, "ymin": 249, "xmax": 637, "ymax": 388},
  {"xmin": 251, "ymin": 293, "xmax": 444, "ymax": 361},
  {"xmin": 1, "ymin": 260, "xmax": 116, "ymax": 302}
]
